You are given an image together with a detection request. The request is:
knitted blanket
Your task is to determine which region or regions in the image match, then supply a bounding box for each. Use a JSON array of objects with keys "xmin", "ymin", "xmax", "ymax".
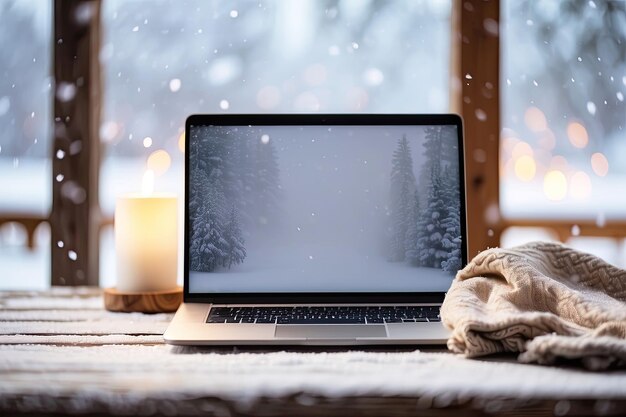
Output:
[{"xmin": 441, "ymin": 241, "xmax": 626, "ymax": 370}]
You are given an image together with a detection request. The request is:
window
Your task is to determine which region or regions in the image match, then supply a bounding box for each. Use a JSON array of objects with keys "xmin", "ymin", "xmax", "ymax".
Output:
[
  {"xmin": 99, "ymin": 0, "xmax": 453, "ymax": 285},
  {"xmin": 501, "ymin": 0, "xmax": 626, "ymax": 266},
  {"xmin": 0, "ymin": 0, "xmax": 52, "ymax": 289}
]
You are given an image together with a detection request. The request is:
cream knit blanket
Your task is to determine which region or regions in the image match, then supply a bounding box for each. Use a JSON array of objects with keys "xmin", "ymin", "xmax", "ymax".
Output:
[{"xmin": 441, "ymin": 241, "xmax": 626, "ymax": 370}]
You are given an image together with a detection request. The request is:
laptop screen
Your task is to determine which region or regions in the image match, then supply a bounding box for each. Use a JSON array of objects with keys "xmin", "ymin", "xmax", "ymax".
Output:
[{"xmin": 188, "ymin": 122, "xmax": 463, "ymax": 294}]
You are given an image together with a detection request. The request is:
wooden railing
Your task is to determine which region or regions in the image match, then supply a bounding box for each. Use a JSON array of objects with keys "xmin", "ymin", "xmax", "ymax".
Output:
[
  {"xmin": 0, "ymin": 215, "xmax": 48, "ymax": 250},
  {"xmin": 0, "ymin": 215, "xmax": 114, "ymax": 251}
]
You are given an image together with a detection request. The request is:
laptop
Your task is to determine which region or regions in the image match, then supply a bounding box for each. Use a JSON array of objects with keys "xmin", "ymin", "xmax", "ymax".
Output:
[{"xmin": 164, "ymin": 114, "xmax": 467, "ymax": 345}]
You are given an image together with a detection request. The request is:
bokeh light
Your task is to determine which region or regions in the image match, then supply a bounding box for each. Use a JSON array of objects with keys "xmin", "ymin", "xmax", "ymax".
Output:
[
  {"xmin": 512, "ymin": 141, "xmax": 533, "ymax": 159},
  {"xmin": 567, "ymin": 122, "xmax": 589, "ymax": 148},
  {"xmin": 146, "ymin": 149, "xmax": 171, "ymax": 176},
  {"xmin": 550, "ymin": 155, "xmax": 569, "ymax": 170},
  {"xmin": 591, "ymin": 152, "xmax": 609, "ymax": 177},
  {"xmin": 514, "ymin": 155, "xmax": 536, "ymax": 181},
  {"xmin": 543, "ymin": 170, "xmax": 567, "ymax": 201},
  {"xmin": 524, "ymin": 106, "xmax": 547, "ymax": 132},
  {"xmin": 178, "ymin": 132, "xmax": 185, "ymax": 153},
  {"xmin": 570, "ymin": 171, "xmax": 592, "ymax": 200}
]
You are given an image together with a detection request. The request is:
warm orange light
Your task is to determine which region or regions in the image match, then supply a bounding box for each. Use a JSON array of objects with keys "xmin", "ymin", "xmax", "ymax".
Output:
[
  {"xmin": 543, "ymin": 170, "xmax": 567, "ymax": 201},
  {"xmin": 524, "ymin": 107, "xmax": 548, "ymax": 133},
  {"xmin": 514, "ymin": 155, "xmax": 536, "ymax": 182},
  {"xmin": 500, "ymin": 136, "xmax": 519, "ymax": 158},
  {"xmin": 512, "ymin": 141, "xmax": 533, "ymax": 159},
  {"xmin": 550, "ymin": 155, "xmax": 568, "ymax": 170},
  {"xmin": 178, "ymin": 132, "xmax": 185, "ymax": 153},
  {"xmin": 591, "ymin": 153, "xmax": 609, "ymax": 177},
  {"xmin": 570, "ymin": 171, "xmax": 592, "ymax": 200},
  {"xmin": 567, "ymin": 122, "xmax": 589, "ymax": 148},
  {"xmin": 147, "ymin": 150, "xmax": 171, "ymax": 176}
]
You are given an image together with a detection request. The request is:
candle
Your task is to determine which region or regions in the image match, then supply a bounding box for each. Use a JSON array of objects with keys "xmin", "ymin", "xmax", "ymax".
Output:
[{"xmin": 114, "ymin": 171, "xmax": 178, "ymax": 292}]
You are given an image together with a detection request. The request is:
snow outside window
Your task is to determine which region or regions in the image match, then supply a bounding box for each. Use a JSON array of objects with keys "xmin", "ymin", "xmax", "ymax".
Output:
[
  {"xmin": 501, "ymin": 0, "xmax": 626, "ymax": 266},
  {"xmin": 0, "ymin": 0, "xmax": 52, "ymax": 290},
  {"xmin": 99, "ymin": 0, "xmax": 453, "ymax": 286}
]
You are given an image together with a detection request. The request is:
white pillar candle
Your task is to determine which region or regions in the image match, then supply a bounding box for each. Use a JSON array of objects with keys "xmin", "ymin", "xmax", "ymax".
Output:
[{"xmin": 115, "ymin": 193, "xmax": 178, "ymax": 292}]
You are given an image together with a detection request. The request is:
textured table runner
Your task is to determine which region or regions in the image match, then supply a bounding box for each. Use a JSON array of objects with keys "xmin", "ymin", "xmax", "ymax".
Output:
[{"xmin": 2, "ymin": 288, "xmax": 626, "ymax": 416}]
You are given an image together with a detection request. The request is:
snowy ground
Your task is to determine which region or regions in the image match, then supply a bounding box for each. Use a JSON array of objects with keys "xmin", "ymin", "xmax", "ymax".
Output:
[{"xmin": 189, "ymin": 242, "xmax": 454, "ymax": 293}]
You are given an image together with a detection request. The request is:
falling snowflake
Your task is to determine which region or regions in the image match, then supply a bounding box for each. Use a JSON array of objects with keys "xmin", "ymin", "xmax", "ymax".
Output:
[
  {"xmin": 169, "ymin": 78, "xmax": 181, "ymax": 92},
  {"xmin": 586, "ymin": 101, "xmax": 597, "ymax": 115},
  {"xmin": 56, "ymin": 82, "xmax": 76, "ymax": 102},
  {"xmin": 219, "ymin": 99, "xmax": 230, "ymax": 110}
]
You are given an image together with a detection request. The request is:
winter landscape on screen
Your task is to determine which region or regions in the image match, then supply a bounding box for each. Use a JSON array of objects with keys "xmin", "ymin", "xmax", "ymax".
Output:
[{"xmin": 188, "ymin": 125, "xmax": 461, "ymax": 293}]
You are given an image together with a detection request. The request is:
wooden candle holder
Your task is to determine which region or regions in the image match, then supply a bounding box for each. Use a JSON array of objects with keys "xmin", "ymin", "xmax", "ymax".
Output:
[{"xmin": 104, "ymin": 286, "xmax": 183, "ymax": 313}]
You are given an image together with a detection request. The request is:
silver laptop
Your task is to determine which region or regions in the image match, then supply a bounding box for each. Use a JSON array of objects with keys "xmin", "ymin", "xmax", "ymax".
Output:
[{"xmin": 165, "ymin": 114, "xmax": 466, "ymax": 345}]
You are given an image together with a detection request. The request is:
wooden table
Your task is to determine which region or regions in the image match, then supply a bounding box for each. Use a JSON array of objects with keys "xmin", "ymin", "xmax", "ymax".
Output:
[{"xmin": 1, "ymin": 288, "xmax": 626, "ymax": 417}]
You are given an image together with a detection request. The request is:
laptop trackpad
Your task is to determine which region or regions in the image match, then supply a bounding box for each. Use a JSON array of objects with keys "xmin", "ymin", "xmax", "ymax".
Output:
[{"xmin": 275, "ymin": 325, "xmax": 387, "ymax": 339}]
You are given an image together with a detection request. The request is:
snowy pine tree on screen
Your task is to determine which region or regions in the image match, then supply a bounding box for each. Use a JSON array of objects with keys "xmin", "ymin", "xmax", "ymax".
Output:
[
  {"xmin": 404, "ymin": 192, "xmax": 421, "ymax": 265},
  {"xmin": 188, "ymin": 127, "xmax": 287, "ymax": 272},
  {"xmin": 188, "ymin": 126, "xmax": 250, "ymax": 272},
  {"xmin": 440, "ymin": 165, "xmax": 462, "ymax": 272},
  {"xmin": 223, "ymin": 205, "xmax": 246, "ymax": 268},
  {"xmin": 389, "ymin": 135, "xmax": 417, "ymax": 262},
  {"xmin": 197, "ymin": 174, "xmax": 229, "ymax": 271},
  {"xmin": 416, "ymin": 167, "xmax": 449, "ymax": 268},
  {"xmin": 407, "ymin": 125, "xmax": 462, "ymax": 273},
  {"xmin": 189, "ymin": 168, "xmax": 209, "ymax": 271}
]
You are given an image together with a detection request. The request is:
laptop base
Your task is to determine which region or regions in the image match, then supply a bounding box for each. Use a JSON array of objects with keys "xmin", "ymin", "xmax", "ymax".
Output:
[{"xmin": 164, "ymin": 303, "xmax": 451, "ymax": 345}]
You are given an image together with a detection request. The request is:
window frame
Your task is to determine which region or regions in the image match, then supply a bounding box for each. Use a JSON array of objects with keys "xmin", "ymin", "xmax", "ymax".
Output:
[{"xmin": 36, "ymin": 0, "xmax": 626, "ymax": 285}]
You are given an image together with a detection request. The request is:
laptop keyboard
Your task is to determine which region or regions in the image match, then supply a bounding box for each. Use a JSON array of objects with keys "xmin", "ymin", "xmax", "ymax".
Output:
[{"xmin": 206, "ymin": 306, "xmax": 441, "ymax": 324}]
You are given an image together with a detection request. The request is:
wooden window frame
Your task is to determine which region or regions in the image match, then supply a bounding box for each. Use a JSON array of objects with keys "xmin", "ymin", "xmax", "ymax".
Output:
[
  {"xmin": 452, "ymin": 0, "xmax": 626, "ymax": 258},
  {"xmin": 50, "ymin": 0, "xmax": 102, "ymax": 286}
]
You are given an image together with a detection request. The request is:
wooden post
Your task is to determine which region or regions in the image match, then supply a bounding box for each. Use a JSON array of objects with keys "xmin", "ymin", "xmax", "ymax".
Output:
[
  {"xmin": 451, "ymin": 0, "xmax": 501, "ymax": 257},
  {"xmin": 51, "ymin": 0, "xmax": 102, "ymax": 286}
]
